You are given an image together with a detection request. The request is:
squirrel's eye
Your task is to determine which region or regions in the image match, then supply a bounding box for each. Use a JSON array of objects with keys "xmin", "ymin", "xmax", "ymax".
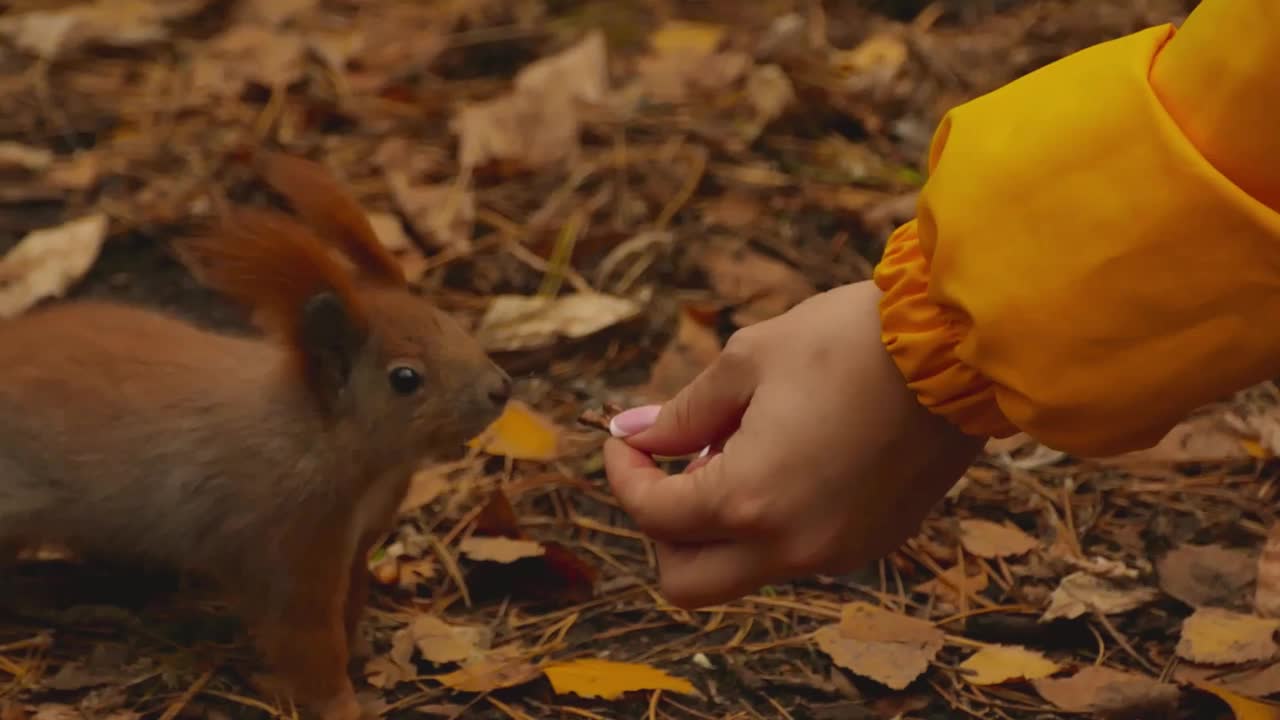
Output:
[{"xmin": 388, "ymin": 366, "xmax": 423, "ymax": 395}]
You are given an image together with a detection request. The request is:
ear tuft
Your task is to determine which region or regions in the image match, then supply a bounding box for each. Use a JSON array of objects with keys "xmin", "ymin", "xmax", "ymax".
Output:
[
  {"xmin": 254, "ymin": 151, "xmax": 407, "ymax": 286},
  {"xmin": 174, "ymin": 207, "xmax": 371, "ymax": 410}
]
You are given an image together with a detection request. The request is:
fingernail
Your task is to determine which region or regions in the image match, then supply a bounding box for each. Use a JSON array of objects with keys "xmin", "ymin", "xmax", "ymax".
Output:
[
  {"xmin": 609, "ymin": 405, "xmax": 662, "ymax": 438},
  {"xmin": 697, "ymin": 446, "xmax": 711, "ymax": 459}
]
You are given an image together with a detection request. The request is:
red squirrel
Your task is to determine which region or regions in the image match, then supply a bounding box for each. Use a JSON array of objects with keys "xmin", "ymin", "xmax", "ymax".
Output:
[{"xmin": 0, "ymin": 151, "xmax": 511, "ymax": 720}]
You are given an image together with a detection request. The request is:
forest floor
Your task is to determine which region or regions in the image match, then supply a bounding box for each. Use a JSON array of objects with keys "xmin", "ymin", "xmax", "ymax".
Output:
[{"xmin": 7, "ymin": 1, "xmax": 1280, "ymax": 719}]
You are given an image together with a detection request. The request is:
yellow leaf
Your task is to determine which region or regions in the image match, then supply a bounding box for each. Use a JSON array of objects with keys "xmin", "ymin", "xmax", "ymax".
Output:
[
  {"xmin": 649, "ymin": 20, "xmax": 725, "ymax": 56},
  {"xmin": 1194, "ymin": 680, "xmax": 1280, "ymax": 720},
  {"xmin": 959, "ymin": 644, "xmax": 1060, "ymax": 686},
  {"xmin": 1177, "ymin": 607, "xmax": 1280, "ymax": 665},
  {"xmin": 467, "ymin": 400, "xmax": 561, "ymax": 461},
  {"xmin": 543, "ymin": 658, "xmax": 697, "ymax": 700}
]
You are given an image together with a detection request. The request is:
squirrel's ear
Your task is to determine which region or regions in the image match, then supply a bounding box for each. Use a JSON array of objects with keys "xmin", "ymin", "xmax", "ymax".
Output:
[{"xmin": 299, "ymin": 291, "xmax": 366, "ymax": 408}]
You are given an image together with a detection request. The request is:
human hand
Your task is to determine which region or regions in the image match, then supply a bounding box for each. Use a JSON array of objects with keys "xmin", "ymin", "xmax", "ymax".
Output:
[{"xmin": 603, "ymin": 280, "xmax": 986, "ymax": 608}]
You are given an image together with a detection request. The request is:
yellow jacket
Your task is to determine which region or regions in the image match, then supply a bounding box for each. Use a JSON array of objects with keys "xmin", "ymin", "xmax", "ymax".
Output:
[{"xmin": 873, "ymin": 0, "xmax": 1280, "ymax": 456}]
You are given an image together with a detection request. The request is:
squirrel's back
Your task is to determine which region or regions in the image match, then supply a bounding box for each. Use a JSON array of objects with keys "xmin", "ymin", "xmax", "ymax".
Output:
[{"xmin": 0, "ymin": 300, "xmax": 336, "ymax": 578}]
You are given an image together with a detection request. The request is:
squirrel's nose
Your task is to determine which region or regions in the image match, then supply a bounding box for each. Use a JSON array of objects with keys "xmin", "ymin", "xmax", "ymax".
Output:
[{"xmin": 487, "ymin": 370, "xmax": 512, "ymax": 407}]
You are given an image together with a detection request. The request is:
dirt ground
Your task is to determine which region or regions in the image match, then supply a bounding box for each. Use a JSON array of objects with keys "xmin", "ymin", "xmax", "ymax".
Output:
[{"xmin": 7, "ymin": 1, "xmax": 1280, "ymax": 719}]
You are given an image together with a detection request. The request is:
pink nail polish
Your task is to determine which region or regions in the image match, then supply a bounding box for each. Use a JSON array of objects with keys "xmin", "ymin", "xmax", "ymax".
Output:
[{"xmin": 609, "ymin": 405, "xmax": 662, "ymax": 438}]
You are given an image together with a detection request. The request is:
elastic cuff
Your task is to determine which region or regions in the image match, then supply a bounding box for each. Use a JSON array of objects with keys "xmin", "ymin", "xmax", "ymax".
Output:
[{"xmin": 874, "ymin": 219, "xmax": 1016, "ymax": 439}]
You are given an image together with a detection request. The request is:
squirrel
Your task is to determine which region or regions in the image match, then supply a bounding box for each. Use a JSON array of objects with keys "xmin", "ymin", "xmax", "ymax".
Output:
[{"xmin": 0, "ymin": 151, "xmax": 512, "ymax": 720}]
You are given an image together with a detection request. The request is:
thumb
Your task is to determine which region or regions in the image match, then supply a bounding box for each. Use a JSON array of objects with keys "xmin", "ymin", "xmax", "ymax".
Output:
[{"xmin": 610, "ymin": 351, "xmax": 755, "ymax": 457}]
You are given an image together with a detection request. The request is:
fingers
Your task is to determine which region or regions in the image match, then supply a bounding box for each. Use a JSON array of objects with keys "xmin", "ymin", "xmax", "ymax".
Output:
[
  {"xmin": 603, "ymin": 438, "xmax": 729, "ymax": 543},
  {"xmin": 654, "ymin": 540, "xmax": 769, "ymax": 609},
  {"xmin": 616, "ymin": 344, "xmax": 755, "ymax": 457}
]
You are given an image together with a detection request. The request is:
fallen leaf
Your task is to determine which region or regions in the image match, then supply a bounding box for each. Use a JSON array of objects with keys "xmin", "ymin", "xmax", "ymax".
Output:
[
  {"xmin": 46, "ymin": 152, "xmax": 101, "ymax": 191},
  {"xmin": 648, "ymin": 20, "xmax": 726, "ymax": 55},
  {"xmin": 398, "ymin": 465, "xmax": 453, "ymax": 514},
  {"xmin": 1193, "ymin": 681, "xmax": 1280, "ymax": 720},
  {"xmin": 44, "ymin": 645, "xmax": 152, "ymax": 691},
  {"xmin": 698, "ymin": 242, "xmax": 815, "ymax": 327},
  {"xmin": 366, "ymin": 211, "xmax": 429, "ymax": 283},
  {"xmin": 387, "ymin": 174, "xmax": 474, "ymax": 255},
  {"xmin": 1258, "ymin": 523, "xmax": 1280, "ymax": 618},
  {"xmin": 432, "ymin": 646, "xmax": 542, "ymax": 693},
  {"xmin": 543, "ymin": 658, "xmax": 697, "ymax": 700},
  {"xmin": 0, "ymin": 0, "xmax": 210, "ymax": 59},
  {"xmin": 1107, "ymin": 411, "xmax": 1253, "ymax": 463},
  {"xmin": 1178, "ymin": 607, "xmax": 1280, "ymax": 665},
  {"xmin": 958, "ymin": 519, "xmax": 1039, "ymax": 559},
  {"xmin": 231, "ymin": 0, "xmax": 318, "ymax": 26},
  {"xmin": 832, "ymin": 29, "xmax": 909, "ymax": 91},
  {"xmin": 0, "ymin": 142, "xmax": 53, "ymax": 172},
  {"xmin": 959, "ymin": 644, "xmax": 1060, "ymax": 686},
  {"xmin": 913, "ymin": 565, "xmax": 989, "ymax": 606},
  {"xmin": 408, "ymin": 615, "xmax": 490, "ymax": 666},
  {"xmin": 364, "ymin": 627, "xmax": 416, "ymax": 689},
  {"xmin": 30, "ymin": 705, "xmax": 78, "ymax": 720},
  {"xmin": 398, "ymin": 558, "xmax": 436, "ymax": 590},
  {"xmin": 0, "ymin": 214, "xmax": 109, "ymax": 319},
  {"xmin": 744, "ymin": 64, "xmax": 795, "ymax": 127},
  {"xmin": 642, "ymin": 308, "xmax": 722, "ymax": 400},
  {"xmin": 1041, "ymin": 572, "xmax": 1160, "ymax": 621},
  {"xmin": 1033, "ymin": 665, "xmax": 1179, "ymax": 717},
  {"xmin": 452, "ymin": 31, "xmax": 607, "ymax": 172},
  {"xmin": 190, "ymin": 26, "xmax": 306, "ymax": 101},
  {"xmin": 702, "ymin": 193, "xmax": 762, "ymax": 229},
  {"xmin": 458, "ymin": 536, "xmax": 545, "ymax": 564},
  {"xmin": 813, "ymin": 602, "xmax": 944, "ymax": 690},
  {"xmin": 476, "ymin": 293, "xmax": 642, "ymax": 352},
  {"xmin": 467, "ymin": 400, "xmax": 562, "ymax": 461},
  {"xmin": 1178, "ymin": 662, "xmax": 1280, "ymax": 700},
  {"xmin": 1157, "ymin": 543, "xmax": 1257, "ymax": 609}
]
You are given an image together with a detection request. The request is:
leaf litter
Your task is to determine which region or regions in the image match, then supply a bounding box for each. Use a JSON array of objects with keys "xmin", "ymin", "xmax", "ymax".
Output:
[{"xmin": 0, "ymin": 0, "xmax": 1257, "ymax": 718}]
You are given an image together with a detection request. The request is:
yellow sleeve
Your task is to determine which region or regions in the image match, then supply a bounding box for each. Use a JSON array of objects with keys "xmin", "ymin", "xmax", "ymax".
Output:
[{"xmin": 872, "ymin": 0, "xmax": 1280, "ymax": 457}]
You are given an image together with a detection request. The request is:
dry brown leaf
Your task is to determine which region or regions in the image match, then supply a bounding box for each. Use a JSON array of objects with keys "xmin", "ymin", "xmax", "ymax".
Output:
[
  {"xmin": 743, "ymin": 64, "xmax": 795, "ymax": 130},
  {"xmin": 476, "ymin": 292, "xmax": 642, "ymax": 352},
  {"xmin": 699, "ymin": 243, "xmax": 815, "ymax": 327},
  {"xmin": 0, "ymin": 214, "xmax": 109, "ymax": 319},
  {"xmin": 542, "ymin": 658, "xmax": 697, "ymax": 700},
  {"xmin": 702, "ymin": 193, "xmax": 762, "ymax": 229},
  {"xmin": 1178, "ymin": 607, "xmax": 1280, "ymax": 665},
  {"xmin": 1258, "ymin": 523, "xmax": 1280, "ymax": 618},
  {"xmin": 0, "ymin": 0, "xmax": 210, "ymax": 59},
  {"xmin": 364, "ymin": 627, "xmax": 416, "ymax": 689},
  {"xmin": 458, "ymin": 536, "xmax": 545, "ymax": 564},
  {"xmin": 1157, "ymin": 543, "xmax": 1257, "ymax": 610},
  {"xmin": 813, "ymin": 602, "xmax": 944, "ymax": 690},
  {"xmin": 1178, "ymin": 662, "xmax": 1280, "ymax": 700},
  {"xmin": 366, "ymin": 211, "xmax": 429, "ymax": 283},
  {"xmin": 232, "ymin": 0, "xmax": 318, "ymax": 26},
  {"xmin": 1032, "ymin": 665, "xmax": 1179, "ymax": 717},
  {"xmin": 467, "ymin": 400, "xmax": 562, "ymax": 461},
  {"xmin": 959, "ymin": 644, "xmax": 1060, "ymax": 686},
  {"xmin": 387, "ymin": 174, "xmax": 474, "ymax": 255},
  {"xmin": 432, "ymin": 646, "xmax": 542, "ymax": 693},
  {"xmin": 408, "ymin": 615, "xmax": 490, "ymax": 666},
  {"xmin": 833, "ymin": 30, "xmax": 909, "ymax": 81},
  {"xmin": 452, "ymin": 31, "xmax": 607, "ymax": 172},
  {"xmin": 642, "ymin": 309, "xmax": 722, "ymax": 401},
  {"xmin": 1106, "ymin": 412, "xmax": 1253, "ymax": 463},
  {"xmin": 958, "ymin": 519, "xmax": 1039, "ymax": 559},
  {"xmin": 1041, "ymin": 572, "xmax": 1159, "ymax": 621},
  {"xmin": 191, "ymin": 26, "xmax": 306, "ymax": 101},
  {"xmin": 913, "ymin": 565, "xmax": 989, "ymax": 606},
  {"xmin": 399, "ymin": 466, "xmax": 452, "ymax": 514},
  {"xmin": 0, "ymin": 142, "xmax": 52, "ymax": 172},
  {"xmin": 29, "ymin": 705, "xmax": 78, "ymax": 720},
  {"xmin": 46, "ymin": 152, "xmax": 101, "ymax": 191}
]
